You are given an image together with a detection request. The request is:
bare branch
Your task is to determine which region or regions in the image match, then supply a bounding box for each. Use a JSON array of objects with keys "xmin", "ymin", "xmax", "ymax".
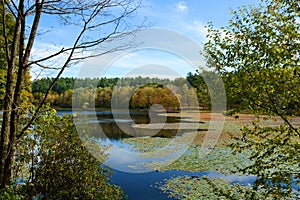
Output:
[
  {"xmin": 1, "ymin": 0, "xmax": 144, "ymax": 188},
  {"xmin": 18, "ymin": 12, "xmax": 89, "ymax": 138},
  {"xmin": 32, "ymin": 62, "xmax": 62, "ymax": 70},
  {"xmin": 22, "ymin": 0, "xmax": 45, "ymax": 66},
  {"xmin": 26, "ymin": 47, "xmax": 67, "ymax": 67},
  {"xmin": 3, "ymin": 1, "xmax": 17, "ymax": 19},
  {"xmin": 26, "ymin": 0, "xmax": 143, "ymax": 68}
]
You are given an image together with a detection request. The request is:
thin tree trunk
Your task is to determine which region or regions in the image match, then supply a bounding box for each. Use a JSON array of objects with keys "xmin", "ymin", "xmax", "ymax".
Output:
[
  {"xmin": 1, "ymin": 0, "xmax": 44, "ymax": 186},
  {"xmin": 0, "ymin": 0, "xmax": 140, "ymax": 188},
  {"xmin": 0, "ymin": 0, "xmax": 22, "ymax": 187}
]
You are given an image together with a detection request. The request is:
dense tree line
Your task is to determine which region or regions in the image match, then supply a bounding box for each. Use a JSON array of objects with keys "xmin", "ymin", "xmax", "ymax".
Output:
[
  {"xmin": 32, "ymin": 77, "xmax": 200, "ymax": 110},
  {"xmin": 32, "ymin": 77, "xmax": 174, "ymax": 94},
  {"xmin": 36, "ymin": 71, "xmax": 298, "ymax": 111},
  {"xmin": 29, "ymin": 70, "xmax": 300, "ymax": 112}
]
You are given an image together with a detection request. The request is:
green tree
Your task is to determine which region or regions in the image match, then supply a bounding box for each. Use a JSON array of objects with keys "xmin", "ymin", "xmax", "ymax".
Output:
[
  {"xmin": 0, "ymin": 3, "xmax": 32, "ymax": 110},
  {"xmin": 203, "ymin": 0, "xmax": 299, "ymax": 198},
  {"xmin": 0, "ymin": 0, "xmax": 142, "ymax": 191},
  {"xmin": 57, "ymin": 89, "xmax": 73, "ymax": 108},
  {"xmin": 72, "ymin": 87, "xmax": 94, "ymax": 109},
  {"xmin": 95, "ymin": 87, "xmax": 113, "ymax": 108},
  {"xmin": 186, "ymin": 71, "xmax": 209, "ymax": 108},
  {"xmin": 0, "ymin": 3, "xmax": 14, "ymax": 109},
  {"xmin": 12, "ymin": 109, "xmax": 125, "ymax": 199}
]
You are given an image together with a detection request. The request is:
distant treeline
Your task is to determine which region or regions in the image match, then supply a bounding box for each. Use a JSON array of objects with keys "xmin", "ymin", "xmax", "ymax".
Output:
[
  {"xmin": 30, "ymin": 69, "xmax": 300, "ymax": 112},
  {"xmin": 32, "ymin": 76, "xmax": 202, "ymax": 109},
  {"xmin": 32, "ymin": 77, "xmax": 174, "ymax": 94}
]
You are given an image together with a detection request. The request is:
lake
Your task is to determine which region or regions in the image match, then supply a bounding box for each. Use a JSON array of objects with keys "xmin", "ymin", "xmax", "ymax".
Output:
[{"xmin": 56, "ymin": 110, "xmax": 256, "ymax": 199}]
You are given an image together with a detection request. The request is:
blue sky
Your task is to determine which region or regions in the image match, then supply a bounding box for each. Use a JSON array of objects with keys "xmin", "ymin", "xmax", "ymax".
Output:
[
  {"xmin": 31, "ymin": 0, "xmax": 261, "ymax": 80},
  {"xmin": 140, "ymin": 0, "xmax": 260, "ymax": 41}
]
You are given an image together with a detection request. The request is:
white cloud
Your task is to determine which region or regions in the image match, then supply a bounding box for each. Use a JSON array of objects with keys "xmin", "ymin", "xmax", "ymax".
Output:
[
  {"xmin": 174, "ymin": 1, "xmax": 188, "ymax": 13},
  {"xmin": 184, "ymin": 20, "xmax": 208, "ymax": 42},
  {"xmin": 30, "ymin": 41, "xmax": 91, "ymax": 79},
  {"xmin": 77, "ymin": 49, "xmax": 198, "ymax": 79},
  {"xmin": 30, "ymin": 43, "xmax": 68, "ymax": 79},
  {"xmin": 206, "ymin": 171, "xmax": 256, "ymax": 183}
]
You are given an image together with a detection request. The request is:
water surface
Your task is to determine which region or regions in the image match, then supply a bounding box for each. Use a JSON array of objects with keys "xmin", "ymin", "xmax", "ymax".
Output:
[{"xmin": 57, "ymin": 109, "xmax": 257, "ymax": 199}]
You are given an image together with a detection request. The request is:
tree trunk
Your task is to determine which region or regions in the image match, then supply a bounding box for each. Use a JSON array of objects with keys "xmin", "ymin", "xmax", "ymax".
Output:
[
  {"xmin": 0, "ymin": 0, "xmax": 141, "ymax": 189},
  {"xmin": 0, "ymin": 0, "xmax": 43, "ymax": 187},
  {"xmin": 0, "ymin": 0, "xmax": 22, "ymax": 187}
]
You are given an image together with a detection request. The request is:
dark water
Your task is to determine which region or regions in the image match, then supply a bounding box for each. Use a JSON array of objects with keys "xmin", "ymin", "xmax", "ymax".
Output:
[
  {"xmin": 57, "ymin": 109, "xmax": 198, "ymax": 140},
  {"xmin": 110, "ymin": 170, "xmax": 256, "ymax": 200},
  {"xmin": 56, "ymin": 110, "xmax": 257, "ymax": 200}
]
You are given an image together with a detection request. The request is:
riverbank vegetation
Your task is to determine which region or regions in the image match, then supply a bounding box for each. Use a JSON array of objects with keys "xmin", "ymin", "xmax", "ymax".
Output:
[
  {"xmin": 1, "ymin": 108, "xmax": 125, "ymax": 199},
  {"xmin": 0, "ymin": 0, "xmax": 143, "ymax": 198},
  {"xmin": 0, "ymin": 0, "xmax": 299, "ymax": 199},
  {"xmin": 157, "ymin": 0, "xmax": 300, "ymax": 199}
]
